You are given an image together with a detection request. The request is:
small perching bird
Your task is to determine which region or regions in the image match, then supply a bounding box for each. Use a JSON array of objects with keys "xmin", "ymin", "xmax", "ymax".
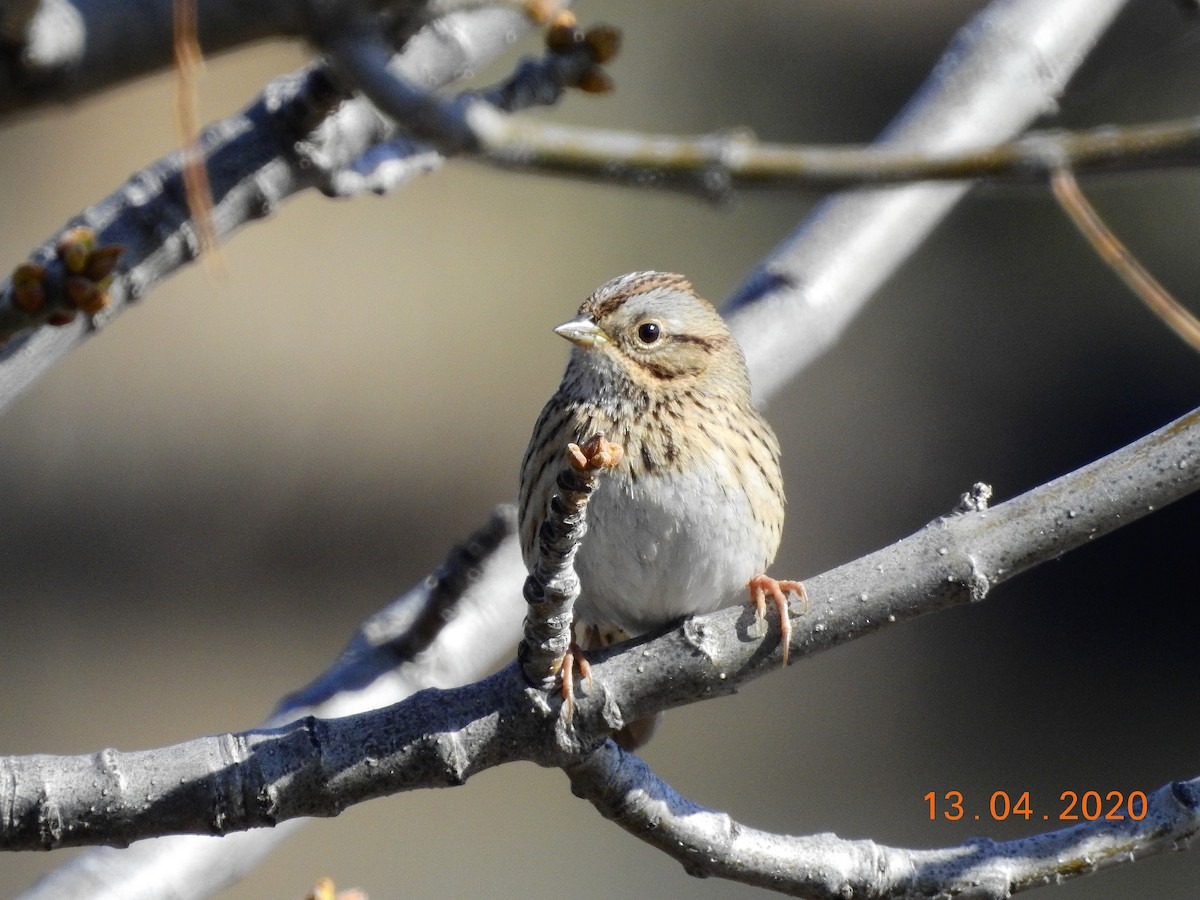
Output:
[{"xmin": 519, "ymin": 272, "xmax": 803, "ymax": 745}]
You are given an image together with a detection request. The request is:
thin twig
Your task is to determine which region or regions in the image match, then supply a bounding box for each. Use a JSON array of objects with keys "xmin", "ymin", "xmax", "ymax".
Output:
[
  {"xmin": 1051, "ymin": 166, "xmax": 1200, "ymax": 351},
  {"xmin": 520, "ymin": 434, "xmax": 623, "ymax": 693},
  {"xmin": 172, "ymin": 0, "xmax": 222, "ymax": 270},
  {"xmin": 468, "ymin": 114, "xmax": 1200, "ymax": 197}
]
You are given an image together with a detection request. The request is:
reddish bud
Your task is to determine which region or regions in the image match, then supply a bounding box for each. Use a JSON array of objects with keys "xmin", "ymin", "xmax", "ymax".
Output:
[
  {"xmin": 583, "ymin": 25, "xmax": 622, "ymax": 64},
  {"xmin": 576, "ymin": 67, "xmax": 614, "ymax": 94},
  {"xmin": 12, "ymin": 262, "xmax": 45, "ymax": 288},
  {"xmin": 12, "ymin": 282, "xmax": 45, "ymax": 313},
  {"xmin": 64, "ymin": 276, "xmax": 92, "ymax": 309},
  {"xmin": 546, "ymin": 22, "xmax": 581, "ymax": 53},
  {"xmin": 65, "ymin": 276, "xmax": 109, "ymax": 313},
  {"xmin": 84, "ymin": 245, "xmax": 124, "ymax": 281}
]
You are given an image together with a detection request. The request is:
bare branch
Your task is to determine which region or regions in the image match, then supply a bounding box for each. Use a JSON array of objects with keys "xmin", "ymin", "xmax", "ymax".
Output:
[
  {"xmin": 567, "ymin": 743, "xmax": 1200, "ymax": 899},
  {"xmin": 5, "ymin": 402, "xmax": 1197, "ymax": 851},
  {"xmin": 470, "ymin": 114, "xmax": 1200, "ymax": 197},
  {"xmin": 518, "ymin": 442, "xmax": 602, "ymax": 691},
  {"xmin": 20, "ymin": 507, "xmax": 529, "ymax": 895},
  {"xmin": 0, "ymin": 4, "xmax": 584, "ymax": 408},
  {"xmin": 320, "ymin": 9, "xmax": 480, "ymax": 153},
  {"xmin": 725, "ymin": 0, "xmax": 1132, "ymax": 400},
  {"xmin": 0, "ymin": 0, "xmax": 309, "ymax": 114}
]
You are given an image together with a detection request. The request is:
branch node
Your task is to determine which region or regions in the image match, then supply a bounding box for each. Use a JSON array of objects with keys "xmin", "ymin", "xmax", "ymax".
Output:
[
  {"xmin": 953, "ymin": 482, "xmax": 993, "ymax": 514},
  {"xmin": 2, "ymin": 226, "xmax": 124, "ymax": 345},
  {"xmin": 598, "ymin": 688, "xmax": 626, "ymax": 734},
  {"xmin": 964, "ymin": 554, "xmax": 991, "ymax": 602},
  {"xmin": 681, "ymin": 616, "xmax": 720, "ymax": 664}
]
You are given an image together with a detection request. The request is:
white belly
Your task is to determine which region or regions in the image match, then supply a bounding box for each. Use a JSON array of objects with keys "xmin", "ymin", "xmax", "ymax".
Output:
[{"xmin": 574, "ymin": 466, "xmax": 767, "ymax": 636}]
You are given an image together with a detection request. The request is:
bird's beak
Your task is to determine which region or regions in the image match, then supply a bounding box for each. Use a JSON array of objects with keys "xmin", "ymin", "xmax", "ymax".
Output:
[{"xmin": 553, "ymin": 316, "xmax": 608, "ymax": 347}]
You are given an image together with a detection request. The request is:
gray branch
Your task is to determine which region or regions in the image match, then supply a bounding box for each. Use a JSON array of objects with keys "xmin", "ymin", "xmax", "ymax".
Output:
[
  {"xmin": 0, "ymin": 0, "xmax": 422, "ymax": 114},
  {"xmin": 21, "ymin": 507, "xmax": 530, "ymax": 897},
  {"xmin": 471, "ymin": 114, "xmax": 1200, "ymax": 195},
  {"xmin": 567, "ymin": 744, "xmax": 1200, "ymax": 899},
  {"xmin": 0, "ymin": 3, "xmax": 591, "ymax": 410},
  {"xmin": 725, "ymin": 0, "xmax": 1131, "ymax": 399},
  {"xmin": 4, "ymin": 402, "xmax": 1198, "ymax": 857},
  {"xmin": 518, "ymin": 459, "xmax": 596, "ymax": 691}
]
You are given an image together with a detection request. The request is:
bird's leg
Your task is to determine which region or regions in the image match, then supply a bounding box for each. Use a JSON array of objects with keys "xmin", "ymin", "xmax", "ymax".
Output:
[{"xmin": 747, "ymin": 574, "xmax": 807, "ymax": 667}]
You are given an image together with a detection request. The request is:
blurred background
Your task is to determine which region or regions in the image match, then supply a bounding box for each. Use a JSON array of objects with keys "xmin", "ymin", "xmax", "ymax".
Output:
[{"xmin": 3, "ymin": 0, "xmax": 1200, "ymax": 896}]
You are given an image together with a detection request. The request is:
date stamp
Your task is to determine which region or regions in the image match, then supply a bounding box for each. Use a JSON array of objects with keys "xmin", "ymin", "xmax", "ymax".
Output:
[{"xmin": 925, "ymin": 790, "xmax": 1148, "ymax": 822}]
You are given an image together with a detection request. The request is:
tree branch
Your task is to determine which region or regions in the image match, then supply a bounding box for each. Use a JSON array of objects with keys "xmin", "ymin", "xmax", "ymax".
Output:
[
  {"xmin": 5, "ymin": 402, "xmax": 1197, "ymax": 851},
  {"xmin": 470, "ymin": 113, "xmax": 1200, "ymax": 197},
  {"xmin": 319, "ymin": 7, "xmax": 480, "ymax": 153},
  {"xmin": 725, "ymin": 0, "xmax": 1132, "ymax": 400},
  {"xmin": 0, "ymin": 4, "xmax": 594, "ymax": 408},
  {"xmin": 0, "ymin": 0, "xmax": 310, "ymax": 114},
  {"xmin": 19, "ymin": 506, "xmax": 529, "ymax": 895},
  {"xmin": 567, "ymin": 743, "xmax": 1200, "ymax": 899},
  {"xmin": 0, "ymin": 0, "xmax": 509, "ymax": 116}
]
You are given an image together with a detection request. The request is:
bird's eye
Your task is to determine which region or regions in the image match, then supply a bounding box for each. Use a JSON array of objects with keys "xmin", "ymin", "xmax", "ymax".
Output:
[{"xmin": 636, "ymin": 321, "xmax": 661, "ymax": 344}]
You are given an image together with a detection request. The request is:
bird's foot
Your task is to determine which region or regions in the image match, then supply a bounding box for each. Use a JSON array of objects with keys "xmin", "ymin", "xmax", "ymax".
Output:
[
  {"xmin": 747, "ymin": 574, "xmax": 807, "ymax": 667},
  {"xmin": 559, "ymin": 642, "xmax": 594, "ymax": 722}
]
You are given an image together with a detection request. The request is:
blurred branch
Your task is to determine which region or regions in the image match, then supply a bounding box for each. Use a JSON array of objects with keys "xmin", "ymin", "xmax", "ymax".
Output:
[
  {"xmin": 0, "ymin": 0, "xmax": 1143, "ymax": 401},
  {"xmin": 279, "ymin": 504, "xmax": 520, "ymax": 713},
  {"xmin": 0, "ymin": 0, "xmax": 480, "ymax": 116},
  {"xmin": 726, "ymin": 0, "xmax": 1131, "ymax": 400},
  {"xmin": 321, "ymin": 8, "xmax": 480, "ymax": 153},
  {"xmin": 1050, "ymin": 166, "xmax": 1200, "ymax": 351},
  {"xmin": 472, "ymin": 113, "xmax": 1200, "ymax": 196},
  {"xmin": 0, "ymin": 5, "xmax": 601, "ymax": 409},
  {"xmin": 568, "ymin": 744, "xmax": 1200, "ymax": 898},
  {"xmin": 0, "ymin": 0, "xmax": 309, "ymax": 114},
  {"xmin": 4, "ymin": 403, "xmax": 1199, "ymax": 855}
]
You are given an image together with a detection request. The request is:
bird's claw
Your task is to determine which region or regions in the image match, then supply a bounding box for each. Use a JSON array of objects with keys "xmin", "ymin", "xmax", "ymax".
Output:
[
  {"xmin": 560, "ymin": 642, "xmax": 594, "ymax": 722},
  {"xmin": 747, "ymin": 574, "xmax": 807, "ymax": 667}
]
